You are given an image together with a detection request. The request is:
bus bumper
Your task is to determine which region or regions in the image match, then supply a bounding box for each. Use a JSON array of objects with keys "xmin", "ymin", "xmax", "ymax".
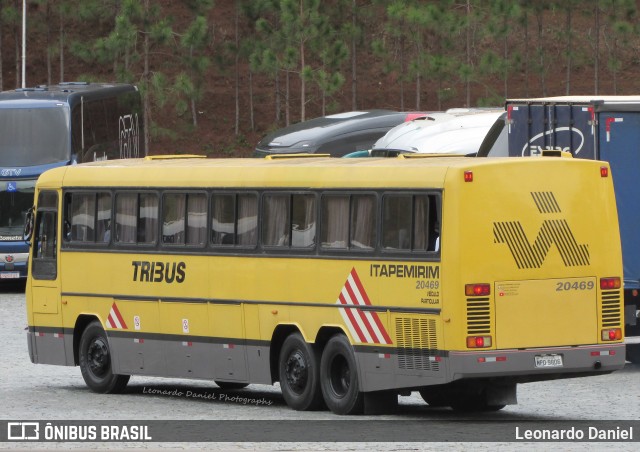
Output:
[
  {"xmin": 448, "ymin": 343, "xmax": 626, "ymax": 381},
  {"xmin": 0, "ymin": 252, "xmax": 29, "ymax": 280}
]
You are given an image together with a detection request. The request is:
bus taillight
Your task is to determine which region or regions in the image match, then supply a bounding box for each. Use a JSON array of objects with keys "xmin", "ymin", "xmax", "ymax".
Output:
[
  {"xmin": 465, "ymin": 283, "xmax": 490, "ymax": 296},
  {"xmin": 467, "ymin": 336, "xmax": 492, "ymax": 348},
  {"xmin": 601, "ymin": 328, "xmax": 622, "ymax": 341},
  {"xmin": 600, "ymin": 277, "xmax": 621, "ymax": 290}
]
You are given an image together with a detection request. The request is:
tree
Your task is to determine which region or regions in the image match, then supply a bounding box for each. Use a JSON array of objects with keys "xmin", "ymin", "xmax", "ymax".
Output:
[
  {"xmin": 602, "ymin": 0, "xmax": 636, "ymax": 94},
  {"xmin": 480, "ymin": 0, "xmax": 522, "ymax": 99},
  {"xmin": 175, "ymin": 0, "xmax": 214, "ymax": 128},
  {"xmin": 252, "ymin": 0, "xmax": 293, "ymax": 125},
  {"xmin": 90, "ymin": 0, "xmax": 173, "ymax": 154}
]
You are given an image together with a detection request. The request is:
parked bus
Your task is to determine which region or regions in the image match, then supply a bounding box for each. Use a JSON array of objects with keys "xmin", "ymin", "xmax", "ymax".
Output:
[
  {"xmin": 0, "ymin": 82, "xmax": 143, "ymax": 282},
  {"xmin": 25, "ymin": 154, "xmax": 625, "ymax": 414}
]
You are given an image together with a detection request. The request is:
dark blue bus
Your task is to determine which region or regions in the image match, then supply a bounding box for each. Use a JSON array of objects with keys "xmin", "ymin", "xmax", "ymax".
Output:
[{"xmin": 0, "ymin": 82, "xmax": 143, "ymax": 281}]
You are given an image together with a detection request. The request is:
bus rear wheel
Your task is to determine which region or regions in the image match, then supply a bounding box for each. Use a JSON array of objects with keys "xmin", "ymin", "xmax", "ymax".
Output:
[
  {"xmin": 320, "ymin": 334, "xmax": 364, "ymax": 415},
  {"xmin": 79, "ymin": 321, "xmax": 129, "ymax": 394},
  {"xmin": 278, "ymin": 333, "xmax": 324, "ymax": 411}
]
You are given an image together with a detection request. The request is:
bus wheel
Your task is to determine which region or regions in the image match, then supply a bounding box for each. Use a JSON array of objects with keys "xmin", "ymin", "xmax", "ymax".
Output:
[
  {"xmin": 214, "ymin": 381, "xmax": 249, "ymax": 390},
  {"xmin": 79, "ymin": 321, "xmax": 129, "ymax": 394},
  {"xmin": 626, "ymin": 344, "xmax": 640, "ymax": 364},
  {"xmin": 450, "ymin": 393, "xmax": 505, "ymax": 412},
  {"xmin": 320, "ymin": 334, "xmax": 364, "ymax": 415},
  {"xmin": 278, "ymin": 333, "xmax": 324, "ymax": 411},
  {"xmin": 418, "ymin": 389, "xmax": 448, "ymax": 407}
]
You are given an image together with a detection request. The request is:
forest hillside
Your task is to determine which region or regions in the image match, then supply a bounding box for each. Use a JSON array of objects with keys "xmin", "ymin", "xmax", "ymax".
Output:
[{"xmin": 1, "ymin": 0, "xmax": 639, "ymax": 156}]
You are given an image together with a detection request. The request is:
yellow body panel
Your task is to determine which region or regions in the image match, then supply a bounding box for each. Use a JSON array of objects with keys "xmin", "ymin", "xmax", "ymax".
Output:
[{"xmin": 26, "ymin": 156, "xmax": 623, "ymax": 385}]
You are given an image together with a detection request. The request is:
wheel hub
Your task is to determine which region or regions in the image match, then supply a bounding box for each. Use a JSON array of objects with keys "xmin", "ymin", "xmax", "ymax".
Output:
[
  {"xmin": 329, "ymin": 355, "xmax": 350, "ymax": 397},
  {"xmin": 87, "ymin": 337, "xmax": 110, "ymax": 377},
  {"xmin": 285, "ymin": 351, "xmax": 308, "ymax": 393}
]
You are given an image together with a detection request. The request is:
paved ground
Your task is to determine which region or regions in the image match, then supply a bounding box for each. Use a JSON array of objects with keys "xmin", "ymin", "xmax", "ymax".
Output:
[{"xmin": 1, "ymin": 284, "xmax": 639, "ymax": 450}]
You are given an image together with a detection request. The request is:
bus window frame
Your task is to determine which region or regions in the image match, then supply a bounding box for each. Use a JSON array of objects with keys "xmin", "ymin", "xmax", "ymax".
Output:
[
  {"xmin": 113, "ymin": 190, "xmax": 159, "ymax": 249},
  {"xmin": 160, "ymin": 190, "xmax": 208, "ymax": 249},
  {"xmin": 261, "ymin": 190, "xmax": 319, "ymax": 253},
  {"xmin": 62, "ymin": 190, "xmax": 114, "ymax": 246},
  {"xmin": 379, "ymin": 191, "xmax": 442, "ymax": 257},
  {"xmin": 31, "ymin": 190, "xmax": 59, "ymax": 281},
  {"xmin": 318, "ymin": 190, "xmax": 378, "ymax": 255},
  {"xmin": 209, "ymin": 190, "xmax": 260, "ymax": 251}
]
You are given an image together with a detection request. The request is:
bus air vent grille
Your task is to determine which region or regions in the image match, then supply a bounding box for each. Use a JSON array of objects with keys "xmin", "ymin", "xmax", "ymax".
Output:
[
  {"xmin": 600, "ymin": 290, "xmax": 622, "ymax": 328},
  {"xmin": 466, "ymin": 298, "xmax": 491, "ymax": 334},
  {"xmin": 395, "ymin": 317, "xmax": 439, "ymax": 371}
]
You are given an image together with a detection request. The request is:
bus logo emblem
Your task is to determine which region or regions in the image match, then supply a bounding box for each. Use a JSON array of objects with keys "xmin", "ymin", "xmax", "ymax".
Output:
[
  {"xmin": 336, "ymin": 268, "xmax": 392, "ymax": 345},
  {"xmin": 493, "ymin": 192, "xmax": 590, "ymax": 269}
]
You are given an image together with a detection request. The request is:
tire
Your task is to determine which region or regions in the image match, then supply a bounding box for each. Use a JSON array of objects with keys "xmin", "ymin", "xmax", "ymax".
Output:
[
  {"xmin": 320, "ymin": 334, "xmax": 364, "ymax": 415},
  {"xmin": 450, "ymin": 391, "xmax": 506, "ymax": 412},
  {"xmin": 278, "ymin": 333, "xmax": 324, "ymax": 411},
  {"xmin": 214, "ymin": 381, "xmax": 249, "ymax": 390},
  {"xmin": 418, "ymin": 389, "xmax": 448, "ymax": 408},
  {"xmin": 79, "ymin": 321, "xmax": 129, "ymax": 394},
  {"xmin": 626, "ymin": 344, "xmax": 640, "ymax": 364}
]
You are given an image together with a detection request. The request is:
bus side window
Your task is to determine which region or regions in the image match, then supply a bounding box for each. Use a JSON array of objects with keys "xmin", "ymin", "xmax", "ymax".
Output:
[
  {"xmin": 210, "ymin": 192, "xmax": 258, "ymax": 247},
  {"xmin": 70, "ymin": 193, "xmax": 96, "ymax": 242},
  {"xmin": 382, "ymin": 193, "xmax": 440, "ymax": 253},
  {"xmin": 32, "ymin": 191, "xmax": 58, "ymax": 280},
  {"xmin": 137, "ymin": 193, "xmax": 158, "ymax": 244},
  {"xmin": 263, "ymin": 194, "xmax": 290, "ymax": 247},
  {"xmin": 321, "ymin": 194, "xmax": 375, "ymax": 251}
]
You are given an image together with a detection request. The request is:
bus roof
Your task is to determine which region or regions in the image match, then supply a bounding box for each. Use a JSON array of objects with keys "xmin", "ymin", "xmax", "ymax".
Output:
[
  {"xmin": 36, "ymin": 154, "xmax": 601, "ymax": 190},
  {"xmin": 0, "ymin": 82, "xmax": 138, "ymax": 107}
]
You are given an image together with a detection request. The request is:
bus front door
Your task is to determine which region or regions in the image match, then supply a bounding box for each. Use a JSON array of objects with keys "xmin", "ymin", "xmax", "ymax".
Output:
[{"xmin": 29, "ymin": 191, "xmax": 68, "ymax": 365}]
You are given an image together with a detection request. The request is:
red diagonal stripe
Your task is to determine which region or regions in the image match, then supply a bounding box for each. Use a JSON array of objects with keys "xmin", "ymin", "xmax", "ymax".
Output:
[
  {"xmin": 350, "ymin": 268, "xmax": 371, "ymax": 305},
  {"xmin": 345, "ymin": 282, "xmax": 379, "ymax": 343},
  {"xmin": 370, "ymin": 311, "xmax": 392, "ymax": 344},
  {"xmin": 350, "ymin": 268, "xmax": 392, "ymax": 344},
  {"xmin": 111, "ymin": 303, "xmax": 128, "ymax": 329},
  {"xmin": 339, "ymin": 293, "xmax": 366, "ymax": 342}
]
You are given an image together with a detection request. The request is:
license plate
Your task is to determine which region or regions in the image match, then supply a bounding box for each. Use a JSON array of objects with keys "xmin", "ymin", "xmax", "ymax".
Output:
[
  {"xmin": 535, "ymin": 354, "xmax": 563, "ymax": 368},
  {"xmin": 0, "ymin": 272, "xmax": 20, "ymax": 279}
]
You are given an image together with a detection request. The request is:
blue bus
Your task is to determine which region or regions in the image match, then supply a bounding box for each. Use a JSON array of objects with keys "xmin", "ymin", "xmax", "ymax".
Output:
[{"xmin": 0, "ymin": 82, "xmax": 143, "ymax": 282}]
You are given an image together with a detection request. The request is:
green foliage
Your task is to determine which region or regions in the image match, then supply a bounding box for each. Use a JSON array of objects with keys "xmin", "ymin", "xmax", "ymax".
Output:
[{"xmin": 11, "ymin": 0, "xmax": 640, "ymax": 152}]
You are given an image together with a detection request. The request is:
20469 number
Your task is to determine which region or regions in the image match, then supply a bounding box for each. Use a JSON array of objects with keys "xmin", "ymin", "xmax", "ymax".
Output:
[{"xmin": 555, "ymin": 280, "xmax": 594, "ymax": 291}]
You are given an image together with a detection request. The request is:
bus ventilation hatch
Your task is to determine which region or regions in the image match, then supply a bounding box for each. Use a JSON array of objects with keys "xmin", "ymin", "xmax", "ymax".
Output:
[
  {"xmin": 466, "ymin": 297, "xmax": 491, "ymax": 335},
  {"xmin": 600, "ymin": 289, "xmax": 622, "ymax": 328},
  {"xmin": 395, "ymin": 318, "xmax": 439, "ymax": 371}
]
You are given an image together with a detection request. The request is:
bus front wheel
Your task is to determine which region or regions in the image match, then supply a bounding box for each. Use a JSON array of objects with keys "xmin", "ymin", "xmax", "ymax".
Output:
[
  {"xmin": 278, "ymin": 333, "xmax": 324, "ymax": 411},
  {"xmin": 320, "ymin": 334, "xmax": 364, "ymax": 415},
  {"xmin": 79, "ymin": 321, "xmax": 129, "ymax": 394}
]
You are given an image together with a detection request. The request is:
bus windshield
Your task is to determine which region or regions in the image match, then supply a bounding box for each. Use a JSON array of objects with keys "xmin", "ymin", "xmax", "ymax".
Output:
[
  {"xmin": 0, "ymin": 179, "xmax": 35, "ymax": 240},
  {"xmin": 0, "ymin": 107, "xmax": 70, "ymax": 166}
]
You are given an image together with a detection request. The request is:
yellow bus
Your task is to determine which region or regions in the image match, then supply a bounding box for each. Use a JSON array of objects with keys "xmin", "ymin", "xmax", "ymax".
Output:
[{"xmin": 25, "ymin": 154, "xmax": 625, "ymax": 414}]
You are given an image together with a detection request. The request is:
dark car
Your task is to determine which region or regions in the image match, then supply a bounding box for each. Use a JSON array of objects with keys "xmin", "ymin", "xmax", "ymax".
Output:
[{"xmin": 254, "ymin": 110, "xmax": 427, "ymax": 157}]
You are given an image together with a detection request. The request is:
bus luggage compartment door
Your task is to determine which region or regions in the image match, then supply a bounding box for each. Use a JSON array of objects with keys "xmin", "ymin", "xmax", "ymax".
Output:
[{"xmin": 494, "ymin": 278, "xmax": 597, "ymax": 349}]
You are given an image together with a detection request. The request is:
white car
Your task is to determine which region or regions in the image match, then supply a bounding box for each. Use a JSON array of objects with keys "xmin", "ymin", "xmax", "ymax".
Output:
[{"xmin": 370, "ymin": 108, "xmax": 504, "ymax": 157}]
